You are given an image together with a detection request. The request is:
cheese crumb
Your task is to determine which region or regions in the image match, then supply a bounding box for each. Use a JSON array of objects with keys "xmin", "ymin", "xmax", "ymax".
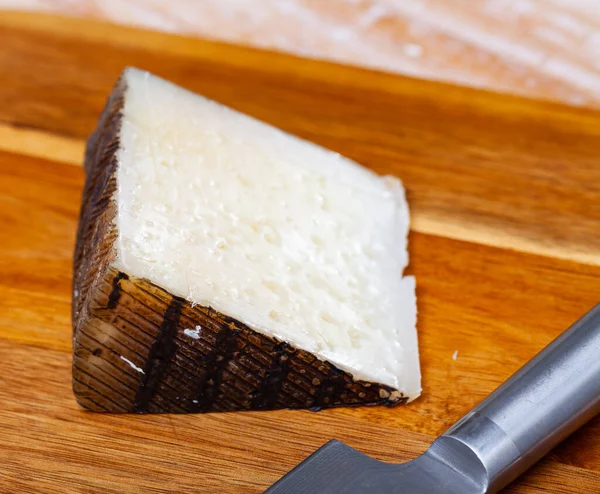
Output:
[
  {"xmin": 120, "ymin": 355, "xmax": 145, "ymax": 374},
  {"xmin": 184, "ymin": 326, "xmax": 202, "ymax": 340}
]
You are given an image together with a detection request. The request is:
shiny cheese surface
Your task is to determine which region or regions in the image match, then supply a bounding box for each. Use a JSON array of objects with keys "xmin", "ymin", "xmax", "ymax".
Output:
[{"xmin": 114, "ymin": 68, "xmax": 420, "ymax": 398}]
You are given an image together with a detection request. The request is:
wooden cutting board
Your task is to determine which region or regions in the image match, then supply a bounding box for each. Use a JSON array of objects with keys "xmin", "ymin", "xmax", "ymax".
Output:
[{"xmin": 1, "ymin": 11, "xmax": 599, "ymax": 494}]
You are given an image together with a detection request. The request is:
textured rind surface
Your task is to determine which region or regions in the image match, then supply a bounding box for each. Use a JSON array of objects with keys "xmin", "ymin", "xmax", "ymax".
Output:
[{"xmin": 72, "ymin": 72, "xmax": 406, "ymax": 413}]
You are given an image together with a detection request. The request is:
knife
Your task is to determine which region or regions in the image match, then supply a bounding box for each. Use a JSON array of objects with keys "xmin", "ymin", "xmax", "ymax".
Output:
[{"xmin": 265, "ymin": 304, "xmax": 600, "ymax": 494}]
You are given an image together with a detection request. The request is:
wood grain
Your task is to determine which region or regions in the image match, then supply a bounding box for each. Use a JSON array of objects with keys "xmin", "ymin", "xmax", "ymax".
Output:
[
  {"xmin": 2, "ymin": 339, "xmax": 600, "ymax": 494},
  {"xmin": 0, "ymin": 12, "xmax": 599, "ymax": 493},
  {"xmin": 3, "ymin": 0, "xmax": 599, "ymax": 109}
]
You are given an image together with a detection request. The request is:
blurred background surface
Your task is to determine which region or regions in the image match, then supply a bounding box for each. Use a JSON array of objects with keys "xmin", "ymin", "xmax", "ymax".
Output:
[{"xmin": 2, "ymin": 0, "xmax": 599, "ymax": 109}]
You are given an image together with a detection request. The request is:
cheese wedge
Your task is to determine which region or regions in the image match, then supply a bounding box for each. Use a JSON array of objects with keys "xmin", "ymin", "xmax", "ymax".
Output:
[{"xmin": 72, "ymin": 68, "xmax": 420, "ymax": 413}]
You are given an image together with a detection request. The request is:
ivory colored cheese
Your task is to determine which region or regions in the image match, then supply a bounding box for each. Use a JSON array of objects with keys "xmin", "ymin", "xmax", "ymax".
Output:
[{"xmin": 72, "ymin": 68, "xmax": 420, "ymax": 413}]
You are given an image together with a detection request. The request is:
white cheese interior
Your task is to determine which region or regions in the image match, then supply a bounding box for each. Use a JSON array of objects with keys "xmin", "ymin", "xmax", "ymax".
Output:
[{"xmin": 114, "ymin": 68, "xmax": 420, "ymax": 399}]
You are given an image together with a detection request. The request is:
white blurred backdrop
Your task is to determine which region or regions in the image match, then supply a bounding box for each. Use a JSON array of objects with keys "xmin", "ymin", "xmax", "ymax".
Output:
[{"xmin": 2, "ymin": 0, "xmax": 599, "ymax": 108}]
